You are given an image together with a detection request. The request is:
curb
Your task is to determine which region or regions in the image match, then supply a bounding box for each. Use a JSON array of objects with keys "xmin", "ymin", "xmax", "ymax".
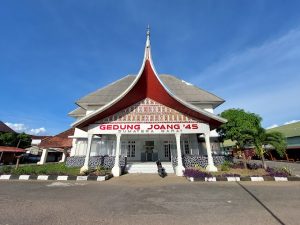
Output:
[
  {"xmin": 0, "ymin": 174, "xmax": 113, "ymax": 182},
  {"xmin": 187, "ymin": 176, "xmax": 300, "ymax": 182}
]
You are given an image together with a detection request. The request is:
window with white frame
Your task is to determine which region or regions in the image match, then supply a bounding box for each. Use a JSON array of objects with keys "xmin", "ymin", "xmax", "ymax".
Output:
[
  {"xmin": 129, "ymin": 141, "xmax": 136, "ymax": 157},
  {"xmin": 182, "ymin": 140, "xmax": 190, "ymax": 155},
  {"xmin": 122, "ymin": 141, "xmax": 136, "ymax": 158},
  {"xmin": 164, "ymin": 141, "xmax": 170, "ymax": 158},
  {"xmin": 100, "ymin": 140, "xmax": 115, "ymax": 156},
  {"xmin": 75, "ymin": 139, "xmax": 87, "ymax": 156}
]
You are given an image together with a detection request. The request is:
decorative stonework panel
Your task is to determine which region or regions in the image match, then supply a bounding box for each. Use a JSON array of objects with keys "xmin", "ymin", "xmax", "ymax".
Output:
[
  {"xmin": 172, "ymin": 155, "xmax": 233, "ymax": 168},
  {"xmin": 66, "ymin": 156, "xmax": 126, "ymax": 170},
  {"xmin": 99, "ymin": 98, "xmax": 200, "ymax": 123}
]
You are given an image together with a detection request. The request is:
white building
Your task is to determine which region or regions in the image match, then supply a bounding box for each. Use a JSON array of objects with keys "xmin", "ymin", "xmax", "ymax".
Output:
[{"xmin": 67, "ymin": 29, "xmax": 227, "ymax": 176}]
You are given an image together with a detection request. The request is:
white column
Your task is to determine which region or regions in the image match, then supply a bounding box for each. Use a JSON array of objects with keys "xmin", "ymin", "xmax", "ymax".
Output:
[
  {"xmin": 80, "ymin": 134, "xmax": 93, "ymax": 173},
  {"xmin": 59, "ymin": 149, "xmax": 67, "ymax": 163},
  {"xmin": 112, "ymin": 133, "xmax": 121, "ymax": 177},
  {"xmin": 37, "ymin": 149, "xmax": 48, "ymax": 165},
  {"xmin": 205, "ymin": 133, "xmax": 218, "ymax": 172},
  {"xmin": 70, "ymin": 138, "xmax": 77, "ymax": 156},
  {"xmin": 175, "ymin": 133, "xmax": 185, "ymax": 176}
]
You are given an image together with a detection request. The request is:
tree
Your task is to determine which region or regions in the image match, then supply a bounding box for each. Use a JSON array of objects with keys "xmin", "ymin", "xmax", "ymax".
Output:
[
  {"xmin": 217, "ymin": 108, "xmax": 262, "ymax": 148},
  {"xmin": 16, "ymin": 133, "xmax": 32, "ymax": 148},
  {"xmin": 0, "ymin": 132, "xmax": 31, "ymax": 148},
  {"xmin": 244, "ymin": 127, "xmax": 286, "ymax": 169},
  {"xmin": 218, "ymin": 108, "xmax": 287, "ymax": 170},
  {"xmin": 217, "ymin": 109, "xmax": 262, "ymax": 167}
]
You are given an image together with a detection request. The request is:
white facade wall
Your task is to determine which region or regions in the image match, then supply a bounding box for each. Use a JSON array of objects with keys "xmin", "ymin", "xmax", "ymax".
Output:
[
  {"xmin": 70, "ymin": 128, "xmax": 88, "ymax": 156},
  {"xmin": 70, "ymin": 134, "xmax": 202, "ymax": 161}
]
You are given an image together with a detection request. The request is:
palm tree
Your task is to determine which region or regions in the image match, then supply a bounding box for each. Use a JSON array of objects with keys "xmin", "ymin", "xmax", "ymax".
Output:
[{"xmin": 245, "ymin": 127, "xmax": 287, "ymax": 170}]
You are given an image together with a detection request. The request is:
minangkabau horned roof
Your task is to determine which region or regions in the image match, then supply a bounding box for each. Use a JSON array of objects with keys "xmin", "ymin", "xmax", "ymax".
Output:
[
  {"xmin": 71, "ymin": 28, "xmax": 226, "ymax": 130},
  {"xmin": 73, "ymin": 74, "xmax": 224, "ymax": 112}
]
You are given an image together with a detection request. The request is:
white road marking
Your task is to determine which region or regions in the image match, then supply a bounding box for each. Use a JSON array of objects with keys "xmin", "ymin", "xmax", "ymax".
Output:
[{"xmin": 46, "ymin": 182, "xmax": 87, "ymax": 187}]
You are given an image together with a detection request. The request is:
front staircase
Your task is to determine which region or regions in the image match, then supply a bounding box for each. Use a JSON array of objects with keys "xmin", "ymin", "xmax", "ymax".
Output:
[{"xmin": 126, "ymin": 162, "xmax": 174, "ymax": 174}]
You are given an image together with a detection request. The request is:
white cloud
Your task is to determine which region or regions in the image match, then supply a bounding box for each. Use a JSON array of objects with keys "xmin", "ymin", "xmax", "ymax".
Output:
[
  {"xmin": 198, "ymin": 28, "xmax": 300, "ymax": 127},
  {"xmin": 5, "ymin": 122, "xmax": 47, "ymax": 135},
  {"xmin": 5, "ymin": 123, "xmax": 27, "ymax": 133},
  {"xmin": 29, "ymin": 127, "xmax": 47, "ymax": 135},
  {"xmin": 284, "ymin": 120, "xmax": 300, "ymax": 125}
]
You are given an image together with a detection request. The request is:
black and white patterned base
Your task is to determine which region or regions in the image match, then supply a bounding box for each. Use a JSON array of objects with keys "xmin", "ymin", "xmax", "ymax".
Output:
[
  {"xmin": 172, "ymin": 155, "xmax": 233, "ymax": 168},
  {"xmin": 66, "ymin": 155, "xmax": 126, "ymax": 170}
]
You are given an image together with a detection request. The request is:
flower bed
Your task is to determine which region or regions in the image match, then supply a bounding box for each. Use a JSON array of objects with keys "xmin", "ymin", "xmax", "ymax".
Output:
[
  {"xmin": 266, "ymin": 167, "xmax": 291, "ymax": 177},
  {"xmin": 183, "ymin": 168, "xmax": 212, "ymax": 178},
  {"xmin": 184, "ymin": 162, "xmax": 293, "ymax": 181}
]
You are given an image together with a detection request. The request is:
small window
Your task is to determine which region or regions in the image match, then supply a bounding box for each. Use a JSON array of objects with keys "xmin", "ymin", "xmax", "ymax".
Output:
[
  {"xmin": 164, "ymin": 144, "xmax": 170, "ymax": 157},
  {"xmin": 130, "ymin": 141, "xmax": 136, "ymax": 157},
  {"xmin": 126, "ymin": 141, "xmax": 136, "ymax": 158},
  {"xmin": 184, "ymin": 140, "xmax": 190, "ymax": 154}
]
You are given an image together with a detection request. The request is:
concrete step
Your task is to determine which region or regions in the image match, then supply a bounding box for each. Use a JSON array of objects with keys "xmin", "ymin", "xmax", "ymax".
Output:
[{"xmin": 126, "ymin": 163, "xmax": 174, "ymax": 174}]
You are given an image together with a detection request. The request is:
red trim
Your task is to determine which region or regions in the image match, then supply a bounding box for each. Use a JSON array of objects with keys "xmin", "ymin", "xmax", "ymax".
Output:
[
  {"xmin": 77, "ymin": 60, "xmax": 223, "ymax": 129},
  {"xmin": 0, "ymin": 146, "xmax": 25, "ymax": 153}
]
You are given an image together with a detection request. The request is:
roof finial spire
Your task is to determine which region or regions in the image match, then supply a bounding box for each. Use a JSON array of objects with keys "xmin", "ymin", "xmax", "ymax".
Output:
[{"xmin": 146, "ymin": 25, "xmax": 150, "ymax": 48}]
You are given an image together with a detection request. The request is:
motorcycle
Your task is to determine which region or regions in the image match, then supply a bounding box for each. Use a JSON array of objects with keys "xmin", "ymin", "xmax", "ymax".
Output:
[{"xmin": 156, "ymin": 160, "xmax": 167, "ymax": 178}]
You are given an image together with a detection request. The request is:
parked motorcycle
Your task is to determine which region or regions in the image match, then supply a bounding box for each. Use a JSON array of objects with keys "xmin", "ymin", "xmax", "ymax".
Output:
[{"xmin": 156, "ymin": 160, "xmax": 167, "ymax": 178}]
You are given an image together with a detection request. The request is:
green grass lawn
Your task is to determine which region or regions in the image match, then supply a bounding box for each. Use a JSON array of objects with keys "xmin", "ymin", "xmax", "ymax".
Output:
[{"xmin": 0, "ymin": 163, "xmax": 80, "ymax": 176}]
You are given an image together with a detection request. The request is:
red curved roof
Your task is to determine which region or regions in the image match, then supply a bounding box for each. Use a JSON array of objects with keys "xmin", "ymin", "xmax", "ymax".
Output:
[
  {"xmin": 74, "ymin": 33, "xmax": 226, "ymax": 130},
  {"xmin": 76, "ymin": 60, "xmax": 224, "ymax": 129}
]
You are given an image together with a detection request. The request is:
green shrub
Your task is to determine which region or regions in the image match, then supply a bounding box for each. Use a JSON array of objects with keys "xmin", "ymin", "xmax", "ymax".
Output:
[
  {"xmin": 12, "ymin": 166, "xmax": 37, "ymax": 175},
  {"xmin": 221, "ymin": 161, "xmax": 232, "ymax": 171},
  {"xmin": 194, "ymin": 164, "xmax": 205, "ymax": 171},
  {"xmin": 0, "ymin": 165, "xmax": 13, "ymax": 174},
  {"xmin": 82, "ymin": 166, "xmax": 111, "ymax": 176},
  {"xmin": 280, "ymin": 166, "xmax": 293, "ymax": 176}
]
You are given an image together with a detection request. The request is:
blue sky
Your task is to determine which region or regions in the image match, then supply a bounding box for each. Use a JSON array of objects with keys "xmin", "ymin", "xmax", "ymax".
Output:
[{"xmin": 1, "ymin": 0, "xmax": 300, "ymax": 135}]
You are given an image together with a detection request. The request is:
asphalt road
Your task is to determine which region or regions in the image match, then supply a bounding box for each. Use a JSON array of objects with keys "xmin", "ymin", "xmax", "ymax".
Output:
[{"xmin": 0, "ymin": 174, "xmax": 299, "ymax": 225}]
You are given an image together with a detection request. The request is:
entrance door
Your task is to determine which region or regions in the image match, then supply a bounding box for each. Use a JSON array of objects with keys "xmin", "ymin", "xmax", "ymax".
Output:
[{"xmin": 145, "ymin": 141, "xmax": 154, "ymax": 161}]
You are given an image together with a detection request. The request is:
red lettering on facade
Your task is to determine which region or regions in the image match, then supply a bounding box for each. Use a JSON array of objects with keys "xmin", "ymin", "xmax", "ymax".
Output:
[
  {"xmin": 99, "ymin": 123, "xmax": 198, "ymax": 132},
  {"xmin": 134, "ymin": 125, "xmax": 140, "ymax": 130},
  {"xmin": 174, "ymin": 124, "xmax": 180, "ymax": 129},
  {"xmin": 166, "ymin": 124, "xmax": 173, "ymax": 129},
  {"xmin": 192, "ymin": 124, "xmax": 198, "ymax": 129}
]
